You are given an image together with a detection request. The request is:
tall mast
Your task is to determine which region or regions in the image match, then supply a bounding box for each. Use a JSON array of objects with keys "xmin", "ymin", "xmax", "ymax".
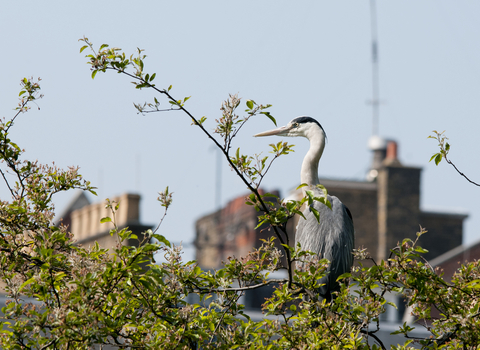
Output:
[{"xmin": 369, "ymin": 0, "xmax": 380, "ymax": 136}]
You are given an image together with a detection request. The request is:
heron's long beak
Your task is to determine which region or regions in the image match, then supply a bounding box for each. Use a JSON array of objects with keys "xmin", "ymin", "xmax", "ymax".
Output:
[{"xmin": 254, "ymin": 124, "xmax": 291, "ymax": 137}]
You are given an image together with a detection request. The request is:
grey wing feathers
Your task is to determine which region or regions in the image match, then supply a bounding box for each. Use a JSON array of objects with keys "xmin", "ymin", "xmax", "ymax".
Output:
[{"xmin": 295, "ymin": 195, "xmax": 355, "ymax": 298}]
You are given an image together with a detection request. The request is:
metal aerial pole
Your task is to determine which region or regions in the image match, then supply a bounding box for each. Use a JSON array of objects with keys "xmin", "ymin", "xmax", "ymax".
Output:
[{"xmin": 370, "ymin": 0, "xmax": 380, "ymax": 136}]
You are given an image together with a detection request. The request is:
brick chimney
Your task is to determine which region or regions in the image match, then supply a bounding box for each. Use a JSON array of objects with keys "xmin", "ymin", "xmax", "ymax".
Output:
[{"xmin": 383, "ymin": 141, "xmax": 401, "ymax": 166}]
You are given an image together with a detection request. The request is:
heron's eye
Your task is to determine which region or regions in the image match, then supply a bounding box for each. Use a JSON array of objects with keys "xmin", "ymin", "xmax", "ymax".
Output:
[{"xmin": 293, "ymin": 122, "xmax": 299, "ymax": 127}]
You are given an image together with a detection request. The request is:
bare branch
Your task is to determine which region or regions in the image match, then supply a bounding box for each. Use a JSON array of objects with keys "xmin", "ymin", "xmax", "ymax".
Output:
[
  {"xmin": 444, "ymin": 156, "xmax": 480, "ymax": 187},
  {"xmin": 193, "ymin": 278, "xmax": 288, "ymax": 293},
  {"xmin": 359, "ymin": 329, "xmax": 387, "ymax": 350}
]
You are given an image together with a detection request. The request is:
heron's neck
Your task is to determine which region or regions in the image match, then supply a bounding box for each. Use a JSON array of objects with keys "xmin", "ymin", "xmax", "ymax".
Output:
[{"xmin": 300, "ymin": 134, "xmax": 325, "ymax": 191}]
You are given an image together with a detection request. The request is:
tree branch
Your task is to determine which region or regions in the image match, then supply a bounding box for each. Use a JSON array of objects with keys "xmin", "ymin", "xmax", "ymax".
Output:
[
  {"xmin": 359, "ymin": 329, "xmax": 387, "ymax": 350},
  {"xmin": 193, "ymin": 278, "xmax": 288, "ymax": 293},
  {"xmin": 444, "ymin": 156, "xmax": 479, "ymax": 187}
]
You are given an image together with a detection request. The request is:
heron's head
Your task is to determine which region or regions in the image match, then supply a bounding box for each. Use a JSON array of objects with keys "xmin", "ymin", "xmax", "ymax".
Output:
[{"xmin": 254, "ymin": 116, "xmax": 326, "ymax": 140}]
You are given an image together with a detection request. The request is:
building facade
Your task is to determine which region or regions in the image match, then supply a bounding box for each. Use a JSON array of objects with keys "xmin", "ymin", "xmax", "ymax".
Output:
[
  {"xmin": 195, "ymin": 190, "xmax": 287, "ymax": 269},
  {"xmin": 65, "ymin": 192, "xmax": 151, "ymax": 249}
]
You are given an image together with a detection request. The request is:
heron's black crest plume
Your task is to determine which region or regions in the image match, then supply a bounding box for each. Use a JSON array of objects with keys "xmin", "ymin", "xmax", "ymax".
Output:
[{"xmin": 292, "ymin": 116, "xmax": 327, "ymax": 140}]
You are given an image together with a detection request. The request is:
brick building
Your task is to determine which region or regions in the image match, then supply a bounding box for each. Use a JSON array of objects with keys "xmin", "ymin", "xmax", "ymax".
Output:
[{"xmin": 195, "ymin": 190, "xmax": 286, "ymax": 269}]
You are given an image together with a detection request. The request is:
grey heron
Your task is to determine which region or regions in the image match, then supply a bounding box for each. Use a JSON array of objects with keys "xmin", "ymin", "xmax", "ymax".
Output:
[{"xmin": 254, "ymin": 116, "xmax": 354, "ymax": 301}]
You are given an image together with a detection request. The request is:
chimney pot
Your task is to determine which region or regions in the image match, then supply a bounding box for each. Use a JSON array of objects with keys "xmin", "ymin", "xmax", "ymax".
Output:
[{"xmin": 386, "ymin": 141, "xmax": 398, "ymax": 160}]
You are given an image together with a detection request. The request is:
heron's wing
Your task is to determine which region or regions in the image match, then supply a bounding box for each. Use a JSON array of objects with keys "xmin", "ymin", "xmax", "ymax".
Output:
[{"xmin": 296, "ymin": 195, "xmax": 354, "ymax": 296}]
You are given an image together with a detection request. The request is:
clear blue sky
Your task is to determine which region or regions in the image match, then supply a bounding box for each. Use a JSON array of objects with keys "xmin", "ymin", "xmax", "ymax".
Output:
[{"xmin": 2, "ymin": 1, "xmax": 479, "ymax": 261}]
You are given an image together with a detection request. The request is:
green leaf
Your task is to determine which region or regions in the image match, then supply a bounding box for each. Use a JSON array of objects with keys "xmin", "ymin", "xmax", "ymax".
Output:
[
  {"xmin": 466, "ymin": 280, "xmax": 480, "ymax": 289},
  {"xmin": 315, "ymin": 184, "xmax": 328, "ymax": 197},
  {"xmin": 305, "ymin": 190, "xmax": 314, "ymax": 205},
  {"xmin": 198, "ymin": 116, "xmax": 207, "ymax": 125},
  {"xmin": 434, "ymin": 153, "xmax": 442, "ymax": 165},
  {"xmin": 337, "ymin": 272, "xmax": 352, "ymax": 280},
  {"xmin": 415, "ymin": 247, "xmax": 429, "ymax": 254},
  {"xmin": 91, "ymin": 70, "xmax": 98, "ymax": 79},
  {"xmin": 310, "ymin": 206, "xmax": 320, "ymax": 223},
  {"xmin": 261, "ymin": 111, "xmax": 277, "ymax": 126},
  {"xmin": 80, "ymin": 45, "xmax": 88, "ymax": 53},
  {"xmin": 19, "ymin": 277, "xmax": 35, "ymax": 292},
  {"xmin": 100, "ymin": 217, "xmax": 112, "ymax": 223},
  {"xmin": 246, "ymin": 100, "xmax": 254, "ymax": 109},
  {"xmin": 255, "ymin": 219, "xmax": 268, "ymax": 229},
  {"xmin": 315, "ymin": 196, "xmax": 332, "ymax": 210},
  {"xmin": 153, "ymin": 234, "xmax": 171, "ymax": 248},
  {"xmin": 296, "ymin": 183, "xmax": 308, "ymax": 190}
]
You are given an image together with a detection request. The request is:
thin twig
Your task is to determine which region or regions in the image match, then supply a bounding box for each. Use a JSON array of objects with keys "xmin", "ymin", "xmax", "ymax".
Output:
[
  {"xmin": 208, "ymin": 292, "xmax": 241, "ymax": 344},
  {"xmin": 153, "ymin": 207, "xmax": 169, "ymax": 234},
  {"xmin": 444, "ymin": 156, "xmax": 480, "ymax": 187},
  {"xmin": 139, "ymin": 108, "xmax": 181, "ymax": 113},
  {"xmin": 0, "ymin": 168, "xmax": 14, "ymax": 197},
  {"xmin": 359, "ymin": 329, "xmax": 387, "ymax": 350},
  {"xmin": 194, "ymin": 278, "xmax": 288, "ymax": 293},
  {"xmin": 323, "ymin": 315, "xmax": 345, "ymax": 346},
  {"xmin": 49, "ymin": 269, "xmax": 62, "ymax": 308}
]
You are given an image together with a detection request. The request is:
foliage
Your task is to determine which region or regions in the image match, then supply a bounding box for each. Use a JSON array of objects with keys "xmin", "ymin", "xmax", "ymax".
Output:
[
  {"xmin": 0, "ymin": 42, "xmax": 479, "ymax": 349},
  {"xmin": 428, "ymin": 131, "xmax": 479, "ymax": 187}
]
